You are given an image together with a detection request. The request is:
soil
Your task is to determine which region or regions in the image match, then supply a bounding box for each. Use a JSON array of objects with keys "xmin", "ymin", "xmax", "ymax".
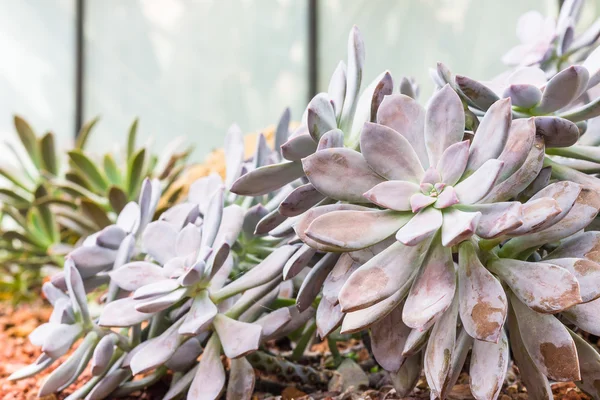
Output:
[{"xmin": 0, "ymin": 302, "xmax": 592, "ymax": 400}]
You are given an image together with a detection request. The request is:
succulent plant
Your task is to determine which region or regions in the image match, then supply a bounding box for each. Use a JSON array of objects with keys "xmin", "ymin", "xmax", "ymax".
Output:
[
  {"xmin": 0, "ymin": 116, "xmax": 190, "ymax": 300},
  {"xmin": 10, "ymin": 2, "xmax": 600, "ymax": 398},
  {"xmin": 503, "ymin": 0, "xmax": 600, "ymax": 71}
]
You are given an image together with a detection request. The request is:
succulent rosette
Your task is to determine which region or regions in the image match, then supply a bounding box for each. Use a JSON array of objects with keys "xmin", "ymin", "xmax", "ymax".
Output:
[
  {"xmin": 503, "ymin": 0, "xmax": 600, "ymax": 70},
  {"xmin": 292, "ymin": 77, "xmax": 600, "ymax": 398}
]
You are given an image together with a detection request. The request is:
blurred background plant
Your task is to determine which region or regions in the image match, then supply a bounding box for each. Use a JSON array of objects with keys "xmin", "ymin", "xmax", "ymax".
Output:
[{"xmin": 0, "ymin": 115, "xmax": 191, "ymax": 302}]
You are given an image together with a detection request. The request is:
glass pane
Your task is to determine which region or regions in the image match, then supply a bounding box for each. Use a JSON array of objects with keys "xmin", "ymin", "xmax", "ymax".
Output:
[
  {"xmin": 0, "ymin": 0, "xmax": 75, "ymax": 156},
  {"xmin": 318, "ymin": 0, "xmax": 562, "ymax": 100},
  {"xmin": 84, "ymin": 0, "xmax": 308, "ymax": 160}
]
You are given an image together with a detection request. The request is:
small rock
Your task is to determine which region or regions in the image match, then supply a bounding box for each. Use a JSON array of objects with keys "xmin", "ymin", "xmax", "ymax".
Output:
[{"xmin": 328, "ymin": 359, "xmax": 369, "ymax": 392}]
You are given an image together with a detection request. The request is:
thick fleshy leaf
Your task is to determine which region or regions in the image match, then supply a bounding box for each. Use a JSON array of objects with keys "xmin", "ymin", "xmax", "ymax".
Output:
[
  {"xmin": 316, "ymin": 298, "xmax": 344, "ymax": 339},
  {"xmin": 255, "ymin": 307, "xmax": 292, "ymax": 339},
  {"xmin": 224, "ymin": 124, "xmax": 244, "ymax": 189},
  {"xmin": 507, "ymin": 303, "xmax": 553, "ymax": 399},
  {"xmin": 98, "ymin": 297, "xmax": 152, "ymax": 327},
  {"xmin": 339, "ymin": 26, "xmax": 365, "ymax": 132},
  {"xmin": 283, "ymin": 244, "xmax": 316, "ymax": 280},
  {"xmin": 370, "ymin": 303, "xmax": 410, "ymax": 372},
  {"xmin": 496, "ymin": 117, "xmax": 536, "ymax": 182},
  {"xmin": 166, "ymin": 337, "xmax": 202, "ymax": 372},
  {"xmin": 91, "ymin": 334, "xmax": 116, "ymax": 376},
  {"xmin": 547, "ymin": 231, "xmax": 600, "ymax": 262},
  {"xmin": 188, "ymin": 335, "xmax": 225, "ymax": 400},
  {"xmin": 296, "ymin": 253, "xmax": 340, "ymax": 312},
  {"xmin": 317, "ymin": 128, "xmax": 344, "ymax": 150},
  {"xmin": 489, "ymin": 258, "xmax": 581, "ymax": 313},
  {"xmin": 535, "ymin": 116, "xmax": 580, "ymax": 148},
  {"xmin": 69, "ymin": 245, "xmax": 117, "ymax": 278},
  {"xmin": 212, "ymin": 245, "xmax": 298, "ymax": 301},
  {"xmin": 441, "ymin": 208, "xmax": 481, "ymax": 247},
  {"xmin": 227, "ymin": 357, "xmax": 255, "ymax": 400},
  {"xmin": 402, "ymin": 328, "xmax": 430, "ymax": 357},
  {"xmin": 363, "ymin": 180, "xmax": 418, "ymax": 211},
  {"xmin": 466, "ymin": 98, "xmax": 511, "ymax": 173},
  {"xmin": 328, "ymin": 61, "xmax": 347, "ymax": 121},
  {"xmin": 42, "ymin": 323, "xmax": 82, "ymax": 359},
  {"xmin": 307, "ymin": 209, "xmax": 410, "ymax": 250},
  {"xmin": 458, "ymin": 242, "xmax": 507, "ymax": 342},
  {"xmin": 454, "ymin": 159, "xmax": 503, "ymax": 205},
  {"xmin": 500, "ymin": 188, "xmax": 600, "ymax": 256},
  {"xmin": 275, "ymin": 107, "xmax": 292, "ymax": 154},
  {"xmin": 135, "ymin": 287, "xmax": 188, "ymax": 313},
  {"xmin": 231, "ymin": 161, "xmax": 304, "ymax": 196},
  {"xmin": 396, "ymin": 207, "xmax": 442, "ymax": 246},
  {"xmin": 425, "ymin": 84, "xmax": 465, "ymax": 166},
  {"xmin": 159, "ymin": 202, "xmax": 200, "ymax": 229},
  {"xmin": 281, "ymin": 133, "xmax": 318, "ymax": 161},
  {"xmin": 455, "ymin": 75, "xmax": 500, "ymax": 110},
  {"xmin": 142, "ymin": 221, "xmax": 178, "ymax": 264},
  {"xmin": 399, "ymin": 76, "xmax": 417, "ymax": 99},
  {"xmin": 511, "ymin": 293, "xmax": 581, "ymax": 381},
  {"xmin": 130, "ymin": 319, "xmax": 184, "ymax": 375},
  {"xmin": 294, "ymin": 204, "xmax": 369, "ymax": 251},
  {"xmin": 64, "ymin": 259, "xmax": 90, "ymax": 325},
  {"xmin": 188, "ymin": 174, "xmax": 222, "ymax": 215},
  {"xmin": 201, "ymin": 185, "xmax": 225, "ymax": 249},
  {"xmin": 409, "ymin": 193, "xmax": 436, "ymax": 213},
  {"xmin": 7, "ymin": 353, "xmax": 54, "ymax": 381},
  {"xmin": 176, "ymin": 223, "xmax": 202, "ymax": 257},
  {"xmin": 38, "ymin": 331, "xmax": 97, "ymax": 396},
  {"xmin": 534, "ymin": 66, "xmax": 589, "ymax": 114},
  {"xmin": 360, "ymin": 122, "xmax": 424, "ymax": 182},
  {"xmin": 322, "ymin": 254, "xmax": 360, "ymax": 303},
  {"xmin": 424, "ymin": 296, "xmax": 459, "ymax": 399},
  {"xmin": 341, "ymin": 290, "xmax": 407, "ymax": 334},
  {"xmin": 307, "ymin": 93, "xmax": 336, "ymax": 142},
  {"xmin": 563, "ymin": 297, "xmax": 600, "ymax": 335},
  {"xmin": 570, "ymin": 329, "xmax": 600, "ymax": 398},
  {"xmin": 116, "ymin": 201, "xmax": 140, "ymax": 233},
  {"xmin": 338, "ymin": 240, "xmax": 428, "ymax": 312},
  {"xmin": 133, "ymin": 279, "xmax": 180, "ymax": 300},
  {"xmin": 303, "ymin": 148, "xmax": 384, "ymax": 203},
  {"xmin": 179, "ymin": 291, "xmax": 218, "ymax": 335},
  {"xmin": 403, "ymin": 236, "xmax": 456, "ymax": 329},
  {"xmin": 437, "ymin": 140, "xmax": 470, "ymax": 186},
  {"xmin": 470, "ymin": 331, "xmax": 509, "ymax": 400},
  {"xmin": 503, "ymin": 84, "xmax": 542, "ymax": 109},
  {"xmin": 279, "ymin": 183, "xmax": 325, "ymax": 217},
  {"xmin": 459, "ymin": 202, "xmax": 522, "ymax": 239},
  {"xmin": 348, "ymin": 71, "xmax": 394, "ymax": 147},
  {"xmin": 483, "ymin": 136, "xmax": 545, "ymax": 203},
  {"xmin": 213, "ymin": 314, "xmax": 262, "ymax": 359},
  {"xmin": 110, "ymin": 261, "xmax": 167, "ymax": 291},
  {"xmin": 524, "ymin": 181, "xmax": 582, "ymax": 230},
  {"xmin": 96, "ymin": 225, "xmax": 126, "ymax": 250},
  {"xmin": 389, "ymin": 352, "xmax": 422, "ymax": 397},
  {"xmin": 507, "ymin": 197, "xmax": 561, "ymax": 235},
  {"xmin": 377, "ymin": 94, "xmax": 429, "ymax": 168}
]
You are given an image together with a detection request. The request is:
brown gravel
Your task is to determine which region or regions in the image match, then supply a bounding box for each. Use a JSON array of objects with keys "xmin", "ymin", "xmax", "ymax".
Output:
[{"xmin": 0, "ymin": 302, "xmax": 593, "ymax": 399}]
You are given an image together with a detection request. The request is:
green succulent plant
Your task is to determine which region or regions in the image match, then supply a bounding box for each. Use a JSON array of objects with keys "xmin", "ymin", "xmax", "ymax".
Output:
[{"xmin": 0, "ymin": 116, "xmax": 191, "ymax": 301}]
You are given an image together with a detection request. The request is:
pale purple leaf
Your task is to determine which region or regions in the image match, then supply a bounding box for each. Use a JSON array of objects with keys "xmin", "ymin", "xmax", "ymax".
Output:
[
  {"xmin": 454, "ymin": 159, "xmax": 504, "ymax": 205},
  {"xmin": 395, "ymin": 207, "xmax": 442, "ymax": 246},
  {"xmin": 470, "ymin": 331, "xmax": 509, "ymax": 400},
  {"xmin": 370, "ymin": 303, "xmax": 410, "ymax": 372},
  {"xmin": 308, "ymin": 209, "xmax": 411, "ymax": 250},
  {"xmin": 279, "ymin": 183, "xmax": 325, "ymax": 217},
  {"xmin": 231, "ymin": 161, "xmax": 304, "ymax": 196},
  {"xmin": 363, "ymin": 180, "xmax": 419, "ymax": 211},
  {"xmin": 403, "ymin": 236, "xmax": 456, "ymax": 329},
  {"xmin": 188, "ymin": 334, "xmax": 225, "ymax": 400},
  {"xmin": 377, "ymin": 94, "xmax": 429, "ymax": 168},
  {"xmin": 338, "ymin": 240, "xmax": 428, "ymax": 312},
  {"xmin": 302, "ymin": 148, "xmax": 385, "ymax": 203},
  {"xmin": 296, "ymin": 253, "xmax": 340, "ymax": 312},
  {"xmin": 425, "ymin": 84, "xmax": 465, "ymax": 166},
  {"xmin": 458, "ymin": 241, "xmax": 507, "ymax": 342},
  {"xmin": 213, "ymin": 314, "xmax": 262, "ymax": 359}
]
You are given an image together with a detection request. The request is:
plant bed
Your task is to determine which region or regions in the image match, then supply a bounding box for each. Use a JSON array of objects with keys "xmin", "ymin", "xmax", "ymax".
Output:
[{"xmin": 0, "ymin": 302, "xmax": 594, "ymax": 400}]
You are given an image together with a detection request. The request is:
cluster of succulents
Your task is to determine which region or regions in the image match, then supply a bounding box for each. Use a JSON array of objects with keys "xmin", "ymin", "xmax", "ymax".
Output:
[
  {"xmin": 0, "ymin": 116, "xmax": 190, "ymax": 300},
  {"xmin": 9, "ymin": 1, "xmax": 600, "ymax": 399}
]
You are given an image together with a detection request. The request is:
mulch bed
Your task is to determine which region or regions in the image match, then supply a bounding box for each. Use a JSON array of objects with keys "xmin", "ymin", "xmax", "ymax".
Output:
[{"xmin": 0, "ymin": 302, "xmax": 592, "ymax": 400}]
